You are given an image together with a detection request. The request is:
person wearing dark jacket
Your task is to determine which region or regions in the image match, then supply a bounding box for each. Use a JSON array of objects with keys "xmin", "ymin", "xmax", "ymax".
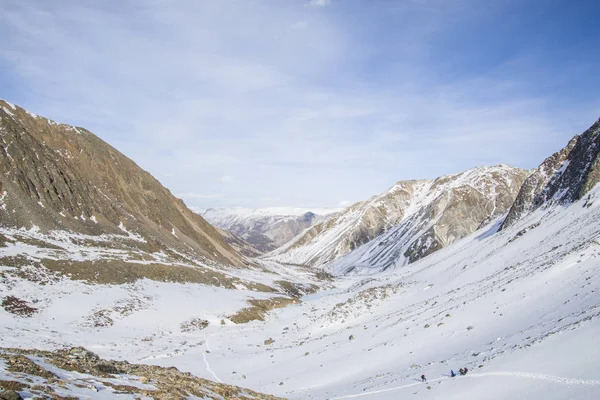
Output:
[
  {"xmin": 451, "ymin": 370, "xmax": 456, "ymax": 377},
  {"xmin": 421, "ymin": 374, "xmax": 427, "ymax": 382}
]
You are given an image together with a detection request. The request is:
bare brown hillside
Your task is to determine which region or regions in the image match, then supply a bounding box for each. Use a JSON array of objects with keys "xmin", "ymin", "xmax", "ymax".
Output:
[{"xmin": 0, "ymin": 100, "xmax": 243, "ymax": 269}]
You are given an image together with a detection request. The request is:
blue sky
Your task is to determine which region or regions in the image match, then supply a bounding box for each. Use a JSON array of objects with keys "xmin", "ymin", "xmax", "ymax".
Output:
[{"xmin": 1, "ymin": 0, "xmax": 599, "ymax": 209}]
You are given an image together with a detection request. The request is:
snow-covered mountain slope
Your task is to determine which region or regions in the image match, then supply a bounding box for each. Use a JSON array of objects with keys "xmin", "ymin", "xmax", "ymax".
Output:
[
  {"xmin": 201, "ymin": 207, "xmax": 339, "ymax": 253},
  {"xmin": 0, "ymin": 100, "xmax": 244, "ymax": 273},
  {"xmin": 3, "ymin": 174, "xmax": 599, "ymax": 400},
  {"xmin": 503, "ymin": 117, "xmax": 600, "ymax": 228},
  {"xmin": 269, "ymin": 165, "xmax": 528, "ymax": 272}
]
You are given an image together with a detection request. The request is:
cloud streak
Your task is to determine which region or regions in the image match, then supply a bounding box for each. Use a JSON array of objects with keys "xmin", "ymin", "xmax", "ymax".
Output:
[
  {"xmin": 1, "ymin": 0, "xmax": 598, "ymax": 209},
  {"xmin": 308, "ymin": 0, "xmax": 331, "ymax": 7}
]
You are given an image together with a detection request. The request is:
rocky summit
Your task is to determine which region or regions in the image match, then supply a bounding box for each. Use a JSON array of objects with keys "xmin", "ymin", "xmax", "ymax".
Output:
[{"xmin": 502, "ymin": 118, "xmax": 600, "ymax": 229}]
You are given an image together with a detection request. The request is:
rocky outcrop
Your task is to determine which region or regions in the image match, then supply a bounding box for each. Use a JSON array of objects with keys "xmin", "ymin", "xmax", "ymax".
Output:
[
  {"xmin": 0, "ymin": 346, "xmax": 284, "ymax": 399},
  {"xmin": 502, "ymin": 118, "xmax": 600, "ymax": 229},
  {"xmin": 270, "ymin": 165, "xmax": 529, "ymax": 273},
  {"xmin": 0, "ymin": 100, "xmax": 243, "ymax": 269}
]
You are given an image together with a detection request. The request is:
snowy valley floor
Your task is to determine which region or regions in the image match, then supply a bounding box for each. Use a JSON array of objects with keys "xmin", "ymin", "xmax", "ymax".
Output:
[{"xmin": 2, "ymin": 188, "xmax": 600, "ymax": 399}]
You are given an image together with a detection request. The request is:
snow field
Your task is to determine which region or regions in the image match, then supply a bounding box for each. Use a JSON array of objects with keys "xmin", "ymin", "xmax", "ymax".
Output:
[{"xmin": 1, "ymin": 187, "xmax": 599, "ymax": 399}]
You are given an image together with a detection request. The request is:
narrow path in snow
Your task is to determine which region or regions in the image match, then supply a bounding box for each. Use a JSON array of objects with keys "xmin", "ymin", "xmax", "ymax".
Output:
[
  {"xmin": 329, "ymin": 379, "xmax": 441, "ymax": 399},
  {"xmin": 466, "ymin": 371, "xmax": 600, "ymax": 386},
  {"xmin": 329, "ymin": 371, "xmax": 600, "ymax": 399},
  {"xmin": 202, "ymin": 335, "xmax": 223, "ymax": 383}
]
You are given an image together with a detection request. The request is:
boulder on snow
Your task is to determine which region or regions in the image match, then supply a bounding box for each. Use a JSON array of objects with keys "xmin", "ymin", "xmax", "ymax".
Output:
[{"xmin": 0, "ymin": 390, "xmax": 23, "ymax": 400}]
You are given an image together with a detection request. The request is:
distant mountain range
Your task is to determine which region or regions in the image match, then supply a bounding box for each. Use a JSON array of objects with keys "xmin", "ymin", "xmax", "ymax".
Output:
[{"xmin": 199, "ymin": 207, "xmax": 339, "ymax": 253}]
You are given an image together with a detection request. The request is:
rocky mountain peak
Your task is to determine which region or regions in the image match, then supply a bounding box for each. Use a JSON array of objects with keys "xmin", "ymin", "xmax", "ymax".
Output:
[{"xmin": 502, "ymin": 118, "xmax": 600, "ymax": 229}]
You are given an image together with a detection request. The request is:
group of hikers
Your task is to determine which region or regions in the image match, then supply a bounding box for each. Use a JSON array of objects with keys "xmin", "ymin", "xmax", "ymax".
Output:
[
  {"xmin": 451, "ymin": 367, "xmax": 468, "ymax": 377},
  {"xmin": 420, "ymin": 367, "xmax": 468, "ymax": 382}
]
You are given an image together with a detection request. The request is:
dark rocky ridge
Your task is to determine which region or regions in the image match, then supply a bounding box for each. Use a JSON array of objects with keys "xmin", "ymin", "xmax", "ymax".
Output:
[
  {"xmin": 0, "ymin": 100, "xmax": 243, "ymax": 269},
  {"xmin": 502, "ymin": 118, "xmax": 600, "ymax": 229}
]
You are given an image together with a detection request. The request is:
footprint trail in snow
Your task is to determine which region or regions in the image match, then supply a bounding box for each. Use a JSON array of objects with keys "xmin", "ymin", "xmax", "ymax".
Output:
[
  {"xmin": 330, "ymin": 372, "xmax": 600, "ymax": 399},
  {"xmin": 202, "ymin": 335, "xmax": 223, "ymax": 383}
]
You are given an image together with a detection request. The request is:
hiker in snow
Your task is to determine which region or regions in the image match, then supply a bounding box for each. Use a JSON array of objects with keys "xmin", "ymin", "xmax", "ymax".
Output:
[
  {"xmin": 459, "ymin": 368, "xmax": 465, "ymax": 376},
  {"xmin": 421, "ymin": 374, "xmax": 426, "ymax": 382},
  {"xmin": 464, "ymin": 367, "xmax": 468, "ymax": 375},
  {"xmin": 450, "ymin": 370, "xmax": 456, "ymax": 377}
]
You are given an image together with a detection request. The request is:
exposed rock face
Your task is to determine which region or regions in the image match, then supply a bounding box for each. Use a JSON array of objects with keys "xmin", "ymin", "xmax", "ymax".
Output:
[
  {"xmin": 0, "ymin": 100, "xmax": 243, "ymax": 269},
  {"xmin": 201, "ymin": 207, "xmax": 334, "ymax": 253},
  {"xmin": 270, "ymin": 165, "xmax": 529, "ymax": 273},
  {"xmin": 502, "ymin": 118, "xmax": 600, "ymax": 229}
]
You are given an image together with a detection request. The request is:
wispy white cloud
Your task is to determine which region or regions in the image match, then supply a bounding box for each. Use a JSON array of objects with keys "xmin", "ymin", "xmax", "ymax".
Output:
[
  {"xmin": 1, "ymin": 0, "xmax": 597, "ymax": 209},
  {"xmin": 308, "ymin": 0, "xmax": 331, "ymax": 7},
  {"xmin": 219, "ymin": 175, "xmax": 235, "ymax": 184}
]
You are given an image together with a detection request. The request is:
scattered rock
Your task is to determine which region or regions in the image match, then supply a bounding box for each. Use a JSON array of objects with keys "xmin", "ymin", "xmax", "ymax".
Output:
[
  {"xmin": 67, "ymin": 347, "xmax": 100, "ymax": 362},
  {"xmin": 0, "ymin": 381, "xmax": 25, "ymax": 392},
  {"xmin": 1, "ymin": 296, "xmax": 37, "ymax": 316},
  {"xmin": 180, "ymin": 318, "xmax": 209, "ymax": 333},
  {"xmin": 0, "ymin": 346, "xmax": 284, "ymax": 400},
  {"xmin": 0, "ymin": 390, "xmax": 23, "ymax": 400},
  {"xmin": 94, "ymin": 361, "xmax": 120, "ymax": 375},
  {"xmin": 6, "ymin": 355, "xmax": 57, "ymax": 379}
]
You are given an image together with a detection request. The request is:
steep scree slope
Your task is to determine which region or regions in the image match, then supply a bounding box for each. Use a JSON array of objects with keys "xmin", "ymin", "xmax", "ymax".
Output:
[{"xmin": 0, "ymin": 100, "xmax": 243, "ymax": 269}]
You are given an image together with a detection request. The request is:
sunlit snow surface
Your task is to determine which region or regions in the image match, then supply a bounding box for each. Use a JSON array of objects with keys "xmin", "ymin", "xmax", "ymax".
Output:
[{"xmin": 1, "ymin": 187, "xmax": 600, "ymax": 399}]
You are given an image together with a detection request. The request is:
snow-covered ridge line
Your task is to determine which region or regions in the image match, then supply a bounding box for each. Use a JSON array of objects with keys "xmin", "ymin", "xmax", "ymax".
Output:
[
  {"xmin": 268, "ymin": 164, "xmax": 529, "ymax": 272},
  {"xmin": 198, "ymin": 206, "xmax": 342, "ymax": 218}
]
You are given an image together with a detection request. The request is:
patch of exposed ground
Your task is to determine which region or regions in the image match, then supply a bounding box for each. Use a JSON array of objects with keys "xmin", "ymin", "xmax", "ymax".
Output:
[
  {"xmin": 1, "ymin": 296, "xmax": 37, "ymax": 317},
  {"xmin": 274, "ymin": 280, "xmax": 319, "ymax": 298},
  {"xmin": 22, "ymin": 259, "xmax": 277, "ymax": 292},
  {"xmin": 229, "ymin": 297, "xmax": 300, "ymax": 324}
]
